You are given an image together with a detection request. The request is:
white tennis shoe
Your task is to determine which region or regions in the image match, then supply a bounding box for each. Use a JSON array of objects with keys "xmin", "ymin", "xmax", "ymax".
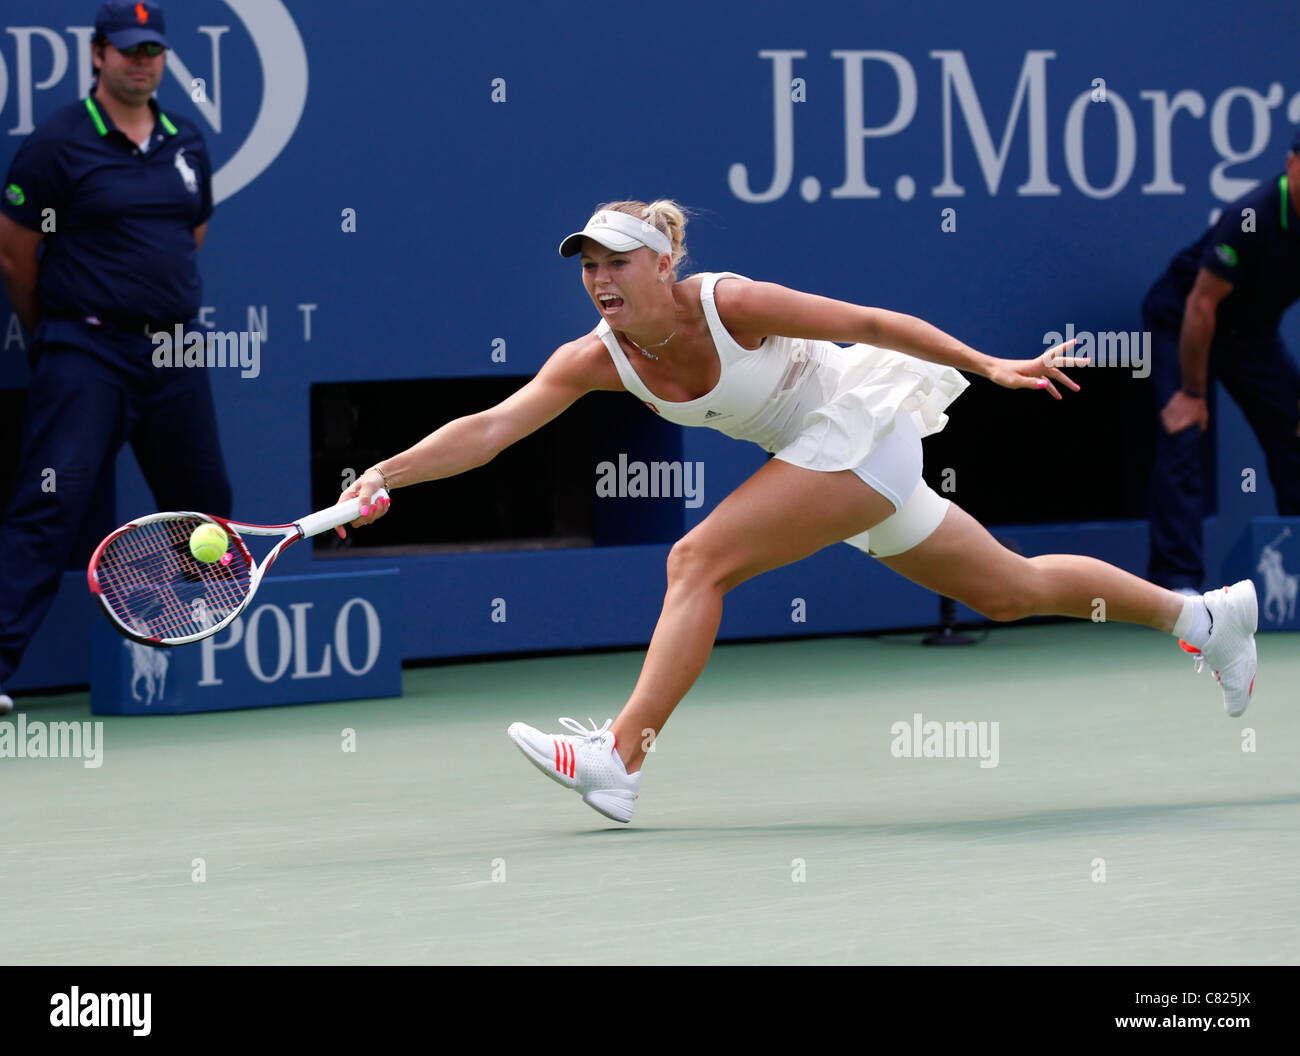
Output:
[
  {"xmin": 507, "ymin": 717, "xmax": 641, "ymax": 823},
  {"xmin": 0, "ymin": 689, "xmax": 12, "ymax": 715},
  {"xmin": 1178, "ymin": 580, "xmax": 1258, "ymax": 718}
]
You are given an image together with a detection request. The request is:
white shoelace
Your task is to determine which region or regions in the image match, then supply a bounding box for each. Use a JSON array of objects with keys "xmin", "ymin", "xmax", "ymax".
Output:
[
  {"xmin": 1189, "ymin": 653, "xmax": 1225, "ymax": 681},
  {"xmin": 558, "ymin": 717, "xmax": 613, "ymax": 743}
]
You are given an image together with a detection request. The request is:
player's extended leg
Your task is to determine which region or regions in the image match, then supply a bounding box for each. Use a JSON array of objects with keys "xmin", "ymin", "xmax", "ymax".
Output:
[
  {"xmin": 608, "ymin": 457, "xmax": 897, "ymax": 771},
  {"xmin": 879, "ymin": 500, "xmax": 1257, "ymax": 717},
  {"xmin": 878, "ymin": 500, "xmax": 1183, "ymax": 629}
]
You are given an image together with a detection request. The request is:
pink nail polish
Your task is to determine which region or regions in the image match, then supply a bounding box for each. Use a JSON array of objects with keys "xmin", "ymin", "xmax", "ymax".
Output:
[
  {"xmin": 361, "ymin": 504, "xmax": 371, "ymax": 516},
  {"xmin": 1036, "ymin": 379, "xmax": 1047, "ymax": 388}
]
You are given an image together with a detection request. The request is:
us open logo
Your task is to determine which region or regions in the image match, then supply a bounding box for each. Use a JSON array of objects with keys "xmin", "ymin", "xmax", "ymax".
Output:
[{"xmin": 0, "ymin": 0, "xmax": 308, "ymax": 204}]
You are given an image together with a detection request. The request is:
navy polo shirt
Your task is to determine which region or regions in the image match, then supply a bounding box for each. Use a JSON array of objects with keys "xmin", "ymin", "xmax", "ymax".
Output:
[
  {"xmin": 1, "ymin": 93, "xmax": 213, "ymax": 326},
  {"xmin": 1153, "ymin": 174, "xmax": 1300, "ymax": 334}
]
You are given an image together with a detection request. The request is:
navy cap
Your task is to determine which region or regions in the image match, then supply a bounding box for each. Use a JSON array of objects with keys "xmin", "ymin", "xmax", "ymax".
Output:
[
  {"xmin": 95, "ymin": 2, "xmax": 168, "ymax": 50},
  {"xmin": 1292, "ymin": 127, "xmax": 1300, "ymax": 154}
]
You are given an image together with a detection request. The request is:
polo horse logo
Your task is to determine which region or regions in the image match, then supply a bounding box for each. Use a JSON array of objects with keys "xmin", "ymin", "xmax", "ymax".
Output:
[
  {"xmin": 174, "ymin": 148, "xmax": 199, "ymax": 194},
  {"xmin": 1257, "ymin": 527, "xmax": 1298, "ymax": 624},
  {"xmin": 124, "ymin": 620, "xmax": 169, "ymax": 705}
]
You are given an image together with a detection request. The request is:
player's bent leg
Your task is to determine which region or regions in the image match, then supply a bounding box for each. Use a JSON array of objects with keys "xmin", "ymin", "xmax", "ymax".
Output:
[
  {"xmin": 510, "ymin": 413, "xmax": 922, "ymax": 817},
  {"xmin": 507, "ymin": 459, "xmax": 897, "ymax": 821},
  {"xmin": 509, "ymin": 459, "xmax": 896, "ymax": 820},
  {"xmin": 610, "ymin": 458, "xmax": 897, "ymax": 772}
]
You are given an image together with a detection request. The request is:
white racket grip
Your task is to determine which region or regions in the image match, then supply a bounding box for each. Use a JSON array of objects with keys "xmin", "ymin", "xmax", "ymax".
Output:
[{"xmin": 295, "ymin": 488, "xmax": 390, "ymax": 538}]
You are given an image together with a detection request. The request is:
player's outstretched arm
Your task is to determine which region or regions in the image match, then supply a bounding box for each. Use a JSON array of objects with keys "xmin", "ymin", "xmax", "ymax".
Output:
[
  {"xmin": 342, "ymin": 334, "xmax": 621, "ymax": 524},
  {"xmin": 714, "ymin": 277, "xmax": 1086, "ymax": 399}
]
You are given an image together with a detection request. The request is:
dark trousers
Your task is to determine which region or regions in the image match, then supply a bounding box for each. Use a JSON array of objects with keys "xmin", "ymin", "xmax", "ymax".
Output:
[
  {"xmin": 0, "ymin": 320, "xmax": 232, "ymax": 684},
  {"xmin": 1146, "ymin": 302, "xmax": 1300, "ymax": 590}
]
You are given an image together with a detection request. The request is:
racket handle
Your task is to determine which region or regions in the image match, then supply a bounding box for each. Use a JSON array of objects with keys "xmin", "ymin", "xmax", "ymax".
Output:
[{"xmin": 296, "ymin": 488, "xmax": 390, "ymax": 538}]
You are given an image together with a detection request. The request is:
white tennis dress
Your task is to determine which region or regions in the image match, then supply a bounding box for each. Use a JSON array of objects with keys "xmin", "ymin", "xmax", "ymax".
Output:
[{"xmin": 596, "ymin": 272, "xmax": 969, "ymax": 476}]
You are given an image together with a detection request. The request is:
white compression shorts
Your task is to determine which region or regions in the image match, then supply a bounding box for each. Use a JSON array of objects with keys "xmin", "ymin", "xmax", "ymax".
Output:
[{"xmin": 840, "ymin": 411, "xmax": 951, "ymax": 558}]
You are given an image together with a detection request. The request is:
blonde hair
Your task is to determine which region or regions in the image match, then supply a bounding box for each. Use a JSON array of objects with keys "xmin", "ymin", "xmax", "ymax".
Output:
[{"xmin": 593, "ymin": 199, "xmax": 689, "ymax": 278}]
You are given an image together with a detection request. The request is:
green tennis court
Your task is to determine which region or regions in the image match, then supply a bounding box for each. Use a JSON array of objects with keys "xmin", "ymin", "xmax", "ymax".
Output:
[{"xmin": 4, "ymin": 621, "xmax": 1297, "ymax": 965}]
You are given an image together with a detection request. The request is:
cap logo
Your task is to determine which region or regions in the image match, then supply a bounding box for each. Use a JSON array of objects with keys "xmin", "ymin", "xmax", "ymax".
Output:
[
  {"xmin": 136, "ymin": 3, "xmax": 149, "ymax": 24},
  {"xmin": 562, "ymin": 209, "xmax": 671, "ymax": 258}
]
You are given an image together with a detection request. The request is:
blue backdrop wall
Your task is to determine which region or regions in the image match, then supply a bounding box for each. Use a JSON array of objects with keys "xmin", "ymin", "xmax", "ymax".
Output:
[{"xmin": 3, "ymin": 0, "xmax": 1299, "ymax": 690}]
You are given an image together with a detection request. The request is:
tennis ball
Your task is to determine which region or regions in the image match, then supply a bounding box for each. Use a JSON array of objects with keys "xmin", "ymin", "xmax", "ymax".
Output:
[{"xmin": 189, "ymin": 523, "xmax": 229, "ymax": 563}]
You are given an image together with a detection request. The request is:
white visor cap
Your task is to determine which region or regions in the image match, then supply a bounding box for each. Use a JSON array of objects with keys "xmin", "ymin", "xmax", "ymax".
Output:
[{"xmin": 558, "ymin": 210, "xmax": 672, "ymax": 259}]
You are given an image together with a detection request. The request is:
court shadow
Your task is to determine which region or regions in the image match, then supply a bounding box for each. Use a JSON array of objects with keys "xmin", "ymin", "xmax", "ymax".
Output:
[{"xmin": 569, "ymin": 792, "xmax": 1300, "ymax": 839}]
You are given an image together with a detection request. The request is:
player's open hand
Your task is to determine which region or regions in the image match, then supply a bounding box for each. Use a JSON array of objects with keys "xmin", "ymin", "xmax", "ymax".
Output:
[{"xmin": 984, "ymin": 338, "xmax": 1087, "ymax": 400}]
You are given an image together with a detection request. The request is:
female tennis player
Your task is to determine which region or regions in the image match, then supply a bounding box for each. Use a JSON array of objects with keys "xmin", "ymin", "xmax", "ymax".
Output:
[{"xmin": 342, "ymin": 200, "xmax": 1258, "ymax": 824}]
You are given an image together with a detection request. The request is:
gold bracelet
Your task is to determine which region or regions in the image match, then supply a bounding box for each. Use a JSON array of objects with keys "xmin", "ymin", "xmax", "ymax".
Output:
[{"xmin": 367, "ymin": 464, "xmax": 392, "ymax": 491}]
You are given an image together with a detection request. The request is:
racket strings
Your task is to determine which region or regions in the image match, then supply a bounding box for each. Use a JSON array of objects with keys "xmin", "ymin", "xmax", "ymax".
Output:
[{"xmin": 95, "ymin": 518, "xmax": 252, "ymax": 640}]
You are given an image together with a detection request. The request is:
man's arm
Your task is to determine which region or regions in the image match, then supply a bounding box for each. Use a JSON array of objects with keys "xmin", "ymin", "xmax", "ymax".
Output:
[
  {"xmin": 0, "ymin": 213, "xmax": 43, "ymax": 332},
  {"xmin": 1179, "ymin": 267, "xmax": 1233, "ymax": 394},
  {"xmin": 193, "ymin": 222, "xmax": 208, "ymax": 250},
  {"xmin": 1161, "ymin": 268, "xmax": 1233, "ymax": 435}
]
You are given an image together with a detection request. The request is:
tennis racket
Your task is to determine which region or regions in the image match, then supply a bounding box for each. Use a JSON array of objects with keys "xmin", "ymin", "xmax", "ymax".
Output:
[{"xmin": 87, "ymin": 489, "xmax": 389, "ymax": 647}]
